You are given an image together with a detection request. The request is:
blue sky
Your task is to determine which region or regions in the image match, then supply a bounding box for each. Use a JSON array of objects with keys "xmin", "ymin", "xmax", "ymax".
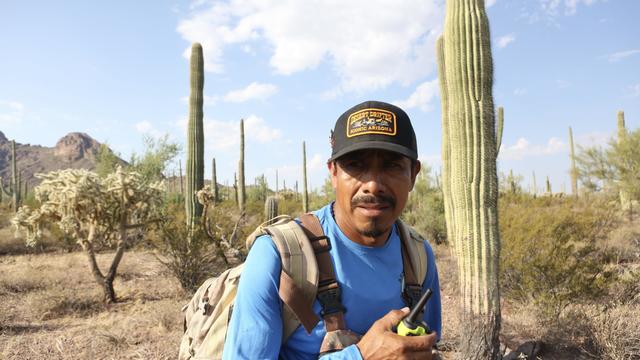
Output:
[{"xmin": 1, "ymin": 0, "xmax": 638, "ymax": 192}]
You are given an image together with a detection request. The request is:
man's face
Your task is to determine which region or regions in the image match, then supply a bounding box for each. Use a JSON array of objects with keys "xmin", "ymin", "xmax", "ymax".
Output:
[{"xmin": 329, "ymin": 149, "xmax": 420, "ymax": 242}]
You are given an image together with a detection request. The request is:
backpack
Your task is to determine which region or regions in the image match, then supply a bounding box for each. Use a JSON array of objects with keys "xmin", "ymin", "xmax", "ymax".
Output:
[{"xmin": 178, "ymin": 214, "xmax": 428, "ymax": 360}]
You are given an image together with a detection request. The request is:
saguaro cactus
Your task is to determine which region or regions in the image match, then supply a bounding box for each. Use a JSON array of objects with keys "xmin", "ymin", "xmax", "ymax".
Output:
[
  {"xmin": 238, "ymin": 119, "xmax": 246, "ymax": 211},
  {"xmin": 532, "ymin": 171, "xmax": 537, "ymax": 196},
  {"xmin": 185, "ymin": 43, "xmax": 205, "ymax": 231},
  {"xmin": 437, "ymin": 0, "xmax": 501, "ymax": 358},
  {"xmin": 302, "ymin": 141, "xmax": 309, "ymax": 213},
  {"xmin": 569, "ymin": 126, "xmax": 578, "ymax": 196},
  {"xmin": 546, "ymin": 176, "xmax": 552, "ymax": 195},
  {"xmin": 264, "ymin": 195, "xmax": 279, "ymax": 225},
  {"xmin": 1, "ymin": 140, "xmax": 21, "ymax": 212},
  {"xmin": 212, "ymin": 158, "xmax": 219, "ymax": 202},
  {"xmin": 617, "ymin": 110, "xmax": 631, "ymax": 211}
]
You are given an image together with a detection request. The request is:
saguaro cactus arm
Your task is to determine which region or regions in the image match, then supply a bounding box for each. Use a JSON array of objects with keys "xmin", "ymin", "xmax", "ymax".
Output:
[{"xmin": 496, "ymin": 107, "xmax": 504, "ymax": 156}]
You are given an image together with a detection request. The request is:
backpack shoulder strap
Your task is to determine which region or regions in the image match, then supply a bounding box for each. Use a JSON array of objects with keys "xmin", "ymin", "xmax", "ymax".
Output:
[
  {"xmin": 396, "ymin": 220, "xmax": 428, "ymax": 307},
  {"xmin": 260, "ymin": 215, "xmax": 321, "ymax": 341}
]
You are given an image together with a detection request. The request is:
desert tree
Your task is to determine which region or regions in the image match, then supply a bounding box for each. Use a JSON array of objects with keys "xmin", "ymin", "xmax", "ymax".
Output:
[{"xmin": 12, "ymin": 167, "xmax": 164, "ymax": 303}]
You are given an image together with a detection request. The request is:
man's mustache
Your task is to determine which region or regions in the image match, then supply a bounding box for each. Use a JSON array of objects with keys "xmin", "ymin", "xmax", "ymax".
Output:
[{"xmin": 351, "ymin": 194, "xmax": 396, "ymax": 209}]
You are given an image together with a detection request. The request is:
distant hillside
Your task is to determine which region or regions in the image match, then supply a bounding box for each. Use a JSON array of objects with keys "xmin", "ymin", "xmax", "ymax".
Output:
[{"xmin": 0, "ymin": 131, "xmax": 124, "ymax": 188}]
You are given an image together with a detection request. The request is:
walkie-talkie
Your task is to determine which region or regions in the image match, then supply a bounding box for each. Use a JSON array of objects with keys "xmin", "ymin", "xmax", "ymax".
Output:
[{"xmin": 396, "ymin": 289, "xmax": 433, "ymax": 336}]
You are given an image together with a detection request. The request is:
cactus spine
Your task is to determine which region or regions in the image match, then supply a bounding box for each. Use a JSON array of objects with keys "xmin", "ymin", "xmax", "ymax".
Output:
[
  {"xmin": 496, "ymin": 107, "xmax": 504, "ymax": 155},
  {"xmin": 238, "ymin": 119, "xmax": 246, "ymax": 211},
  {"xmin": 437, "ymin": 0, "xmax": 501, "ymax": 357},
  {"xmin": 212, "ymin": 158, "xmax": 219, "ymax": 202},
  {"xmin": 185, "ymin": 43, "xmax": 205, "ymax": 231},
  {"xmin": 264, "ymin": 195, "xmax": 279, "ymax": 225},
  {"xmin": 568, "ymin": 126, "xmax": 578, "ymax": 196},
  {"xmin": 302, "ymin": 141, "xmax": 309, "ymax": 213}
]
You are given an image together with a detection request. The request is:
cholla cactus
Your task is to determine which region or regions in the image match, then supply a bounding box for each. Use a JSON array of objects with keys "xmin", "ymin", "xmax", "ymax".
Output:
[{"xmin": 12, "ymin": 167, "xmax": 164, "ymax": 303}]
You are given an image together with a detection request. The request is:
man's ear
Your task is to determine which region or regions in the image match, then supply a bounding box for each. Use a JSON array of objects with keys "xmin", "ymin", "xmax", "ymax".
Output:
[
  {"xmin": 328, "ymin": 160, "xmax": 339, "ymax": 189},
  {"xmin": 410, "ymin": 160, "xmax": 421, "ymax": 190}
]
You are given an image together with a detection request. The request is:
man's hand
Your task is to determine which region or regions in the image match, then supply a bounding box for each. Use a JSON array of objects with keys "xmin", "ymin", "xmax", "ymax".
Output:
[{"xmin": 356, "ymin": 308, "xmax": 437, "ymax": 360}]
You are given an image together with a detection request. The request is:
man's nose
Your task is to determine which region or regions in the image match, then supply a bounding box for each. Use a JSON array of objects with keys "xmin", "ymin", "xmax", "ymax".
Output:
[{"xmin": 360, "ymin": 168, "xmax": 386, "ymax": 194}]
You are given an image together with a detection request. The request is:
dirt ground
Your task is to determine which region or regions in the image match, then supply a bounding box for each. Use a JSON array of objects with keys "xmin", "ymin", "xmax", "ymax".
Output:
[
  {"xmin": 0, "ymin": 232, "xmax": 626, "ymax": 359},
  {"xmin": 0, "ymin": 249, "xmax": 188, "ymax": 359}
]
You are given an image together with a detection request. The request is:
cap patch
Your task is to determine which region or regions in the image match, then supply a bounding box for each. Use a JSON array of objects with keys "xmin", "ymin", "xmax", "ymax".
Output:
[{"xmin": 346, "ymin": 108, "xmax": 396, "ymax": 138}]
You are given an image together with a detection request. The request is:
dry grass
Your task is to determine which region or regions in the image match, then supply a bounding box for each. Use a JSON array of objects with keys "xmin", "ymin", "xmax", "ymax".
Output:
[{"xmin": 0, "ymin": 250, "xmax": 189, "ymax": 360}]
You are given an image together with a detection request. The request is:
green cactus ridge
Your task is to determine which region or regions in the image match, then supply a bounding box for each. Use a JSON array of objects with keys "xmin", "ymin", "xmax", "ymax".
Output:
[
  {"xmin": 302, "ymin": 141, "xmax": 309, "ymax": 213},
  {"xmin": 437, "ymin": 0, "xmax": 501, "ymax": 357},
  {"xmin": 185, "ymin": 43, "xmax": 205, "ymax": 231}
]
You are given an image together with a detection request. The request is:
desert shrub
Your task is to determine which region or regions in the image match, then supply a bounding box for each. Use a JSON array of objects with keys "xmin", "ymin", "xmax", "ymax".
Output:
[
  {"xmin": 500, "ymin": 195, "xmax": 618, "ymax": 321},
  {"xmin": 590, "ymin": 304, "xmax": 640, "ymax": 360},
  {"xmin": 151, "ymin": 202, "xmax": 220, "ymax": 293},
  {"xmin": 403, "ymin": 167, "xmax": 446, "ymax": 244}
]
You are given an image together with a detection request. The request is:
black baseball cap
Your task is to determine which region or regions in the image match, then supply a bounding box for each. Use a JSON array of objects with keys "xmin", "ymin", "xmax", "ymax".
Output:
[{"xmin": 329, "ymin": 100, "xmax": 418, "ymax": 162}]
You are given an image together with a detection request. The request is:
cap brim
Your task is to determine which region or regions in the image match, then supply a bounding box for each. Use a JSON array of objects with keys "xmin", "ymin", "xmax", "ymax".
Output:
[{"xmin": 328, "ymin": 141, "xmax": 418, "ymax": 162}]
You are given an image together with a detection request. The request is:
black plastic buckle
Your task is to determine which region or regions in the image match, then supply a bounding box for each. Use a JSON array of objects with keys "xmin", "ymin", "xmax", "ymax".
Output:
[
  {"xmin": 317, "ymin": 285, "xmax": 345, "ymax": 316},
  {"xmin": 310, "ymin": 235, "xmax": 332, "ymax": 253},
  {"xmin": 401, "ymin": 277, "xmax": 423, "ymax": 309}
]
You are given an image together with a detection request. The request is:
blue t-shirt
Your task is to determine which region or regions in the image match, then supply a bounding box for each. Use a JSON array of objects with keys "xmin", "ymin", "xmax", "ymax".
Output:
[{"xmin": 223, "ymin": 203, "xmax": 442, "ymax": 360}]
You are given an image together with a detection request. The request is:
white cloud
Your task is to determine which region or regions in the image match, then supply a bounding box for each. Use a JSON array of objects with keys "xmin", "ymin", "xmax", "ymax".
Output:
[
  {"xmin": 177, "ymin": 0, "xmax": 443, "ymax": 92},
  {"xmin": 500, "ymin": 137, "xmax": 566, "ymax": 160},
  {"xmin": 135, "ymin": 120, "xmax": 153, "ymax": 133},
  {"xmin": 556, "ymin": 79, "xmax": 571, "ymax": 88},
  {"xmin": 485, "ymin": 0, "xmax": 497, "ymax": 7},
  {"xmin": 628, "ymin": 83, "xmax": 640, "ymax": 98},
  {"xmin": 177, "ymin": 115, "xmax": 283, "ymax": 151},
  {"xmin": 496, "ymin": 33, "xmax": 516, "ymax": 49},
  {"xmin": 514, "ymin": 88, "xmax": 527, "ymax": 96},
  {"xmin": 393, "ymin": 79, "xmax": 439, "ymax": 112},
  {"xmin": 539, "ymin": 0, "xmax": 603, "ymax": 16},
  {"xmin": 0, "ymin": 100, "xmax": 25, "ymax": 126},
  {"xmin": 605, "ymin": 49, "xmax": 640, "ymax": 63},
  {"xmin": 134, "ymin": 120, "xmax": 165, "ymax": 138},
  {"xmin": 223, "ymin": 82, "xmax": 278, "ymax": 103}
]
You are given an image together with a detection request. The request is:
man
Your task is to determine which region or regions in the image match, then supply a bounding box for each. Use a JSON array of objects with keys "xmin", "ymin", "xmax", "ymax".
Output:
[{"xmin": 223, "ymin": 100, "xmax": 442, "ymax": 359}]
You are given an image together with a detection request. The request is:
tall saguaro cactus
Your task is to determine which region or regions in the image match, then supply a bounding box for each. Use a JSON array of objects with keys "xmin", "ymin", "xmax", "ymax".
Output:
[
  {"xmin": 617, "ymin": 110, "xmax": 631, "ymax": 211},
  {"xmin": 212, "ymin": 158, "xmax": 219, "ymax": 202},
  {"xmin": 569, "ymin": 126, "xmax": 578, "ymax": 196},
  {"xmin": 302, "ymin": 141, "xmax": 309, "ymax": 213},
  {"xmin": 238, "ymin": 119, "xmax": 246, "ymax": 211},
  {"xmin": 185, "ymin": 43, "xmax": 205, "ymax": 231},
  {"xmin": 1, "ymin": 140, "xmax": 22, "ymax": 212},
  {"xmin": 437, "ymin": 0, "xmax": 501, "ymax": 358}
]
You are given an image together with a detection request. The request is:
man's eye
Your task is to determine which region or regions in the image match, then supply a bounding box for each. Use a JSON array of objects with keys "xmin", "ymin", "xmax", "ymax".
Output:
[{"xmin": 385, "ymin": 161, "xmax": 403, "ymax": 169}]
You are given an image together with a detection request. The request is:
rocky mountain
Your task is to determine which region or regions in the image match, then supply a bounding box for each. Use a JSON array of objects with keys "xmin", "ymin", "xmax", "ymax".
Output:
[{"xmin": 0, "ymin": 131, "xmax": 121, "ymax": 189}]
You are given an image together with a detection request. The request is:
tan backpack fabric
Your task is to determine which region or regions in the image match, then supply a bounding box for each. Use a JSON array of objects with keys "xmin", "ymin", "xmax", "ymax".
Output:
[{"xmin": 178, "ymin": 215, "xmax": 427, "ymax": 360}]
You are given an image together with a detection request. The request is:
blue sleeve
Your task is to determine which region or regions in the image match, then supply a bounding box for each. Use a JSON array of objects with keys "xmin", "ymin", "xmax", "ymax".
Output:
[
  {"xmin": 422, "ymin": 242, "xmax": 442, "ymax": 342},
  {"xmin": 222, "ymin": 235, "xmax": 283, "ymax": 360}
]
